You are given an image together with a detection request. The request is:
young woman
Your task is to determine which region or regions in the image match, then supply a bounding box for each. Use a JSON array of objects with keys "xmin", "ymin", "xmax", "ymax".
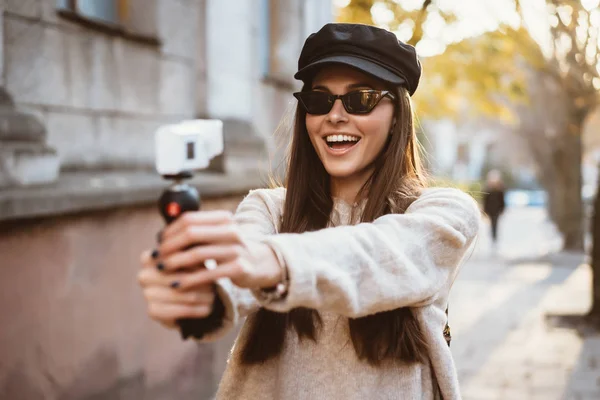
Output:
[{"xmin": 138, "ymin": 23, "xmax": 480, "ymax": 399}]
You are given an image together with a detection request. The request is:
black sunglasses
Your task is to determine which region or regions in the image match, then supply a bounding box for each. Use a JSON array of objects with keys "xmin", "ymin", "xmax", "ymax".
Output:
[{"xmin": 293, "ymin": 89, "xmax": 396, "ymax": 115}]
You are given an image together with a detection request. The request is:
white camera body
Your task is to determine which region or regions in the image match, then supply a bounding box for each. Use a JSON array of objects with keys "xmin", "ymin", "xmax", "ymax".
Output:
[{"xmin": 155, "ymin": 119, "xmax": 224, "ymax": 176}]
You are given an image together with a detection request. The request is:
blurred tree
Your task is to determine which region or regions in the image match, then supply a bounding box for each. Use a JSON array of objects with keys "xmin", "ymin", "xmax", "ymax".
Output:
[
  {"xmin": 515, "ymin": 67, "xmax": 585, "ymax": 251},
  {"xmin": 338, "ymin": 0, "xmax": 600, "ymax": 252},
  {"xmin": 516, "ymin": 0, "xmax": 599, "ymax": 252},
  {"xmin": 509, "ymin": 0, "xmax": 600, "ymax": 324},
  {"xmin": 338, "ymin": 0, "xmax": 532, "ymax": 119},
  {"xmin": 590, "ymin": 167, "xmax": 600, "ymax": 325}
]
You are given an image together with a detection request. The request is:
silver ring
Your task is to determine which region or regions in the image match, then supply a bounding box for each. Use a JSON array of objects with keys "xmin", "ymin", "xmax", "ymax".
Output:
[{"xmin": 204, "ymin": 259, "xmax": 217, "ymax": 270}]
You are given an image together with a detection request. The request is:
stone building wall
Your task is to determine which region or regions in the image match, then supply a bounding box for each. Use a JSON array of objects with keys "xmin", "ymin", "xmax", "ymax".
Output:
[
  {"xmin": 0, "ymin": 196, "xmax": 242, "ymax": 399},
  {"xmin": 3, "ymin": 0, "xmax": 204, "ymax": 170},
  {"xmin": 0, "ymin": 0, "xmax": 332, "ymax": 398}
]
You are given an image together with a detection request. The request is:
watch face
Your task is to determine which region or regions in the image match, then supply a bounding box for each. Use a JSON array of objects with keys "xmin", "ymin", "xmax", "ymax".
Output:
[{"xmin": 257, "ymin": 282, "xmax": 288, "ymax": 303}]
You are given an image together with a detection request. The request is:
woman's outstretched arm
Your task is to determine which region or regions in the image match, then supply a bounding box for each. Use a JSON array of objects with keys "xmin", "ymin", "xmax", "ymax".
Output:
[
  {"xmin": 259, "ymin": 187, "xmax": 480, "ymax": 317},
  {"xmin": 201, "ymin": 188, "xmax": 283, "ymax": 340},
  {"xmin": 152, "ymin": 187, "xmax": 480, "ymax": 319}
]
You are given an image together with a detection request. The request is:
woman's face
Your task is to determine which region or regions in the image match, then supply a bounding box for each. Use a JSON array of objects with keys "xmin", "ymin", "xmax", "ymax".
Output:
[{"xmin": 305, "ymin": 65, "xmax": 395, "ymax": 185}]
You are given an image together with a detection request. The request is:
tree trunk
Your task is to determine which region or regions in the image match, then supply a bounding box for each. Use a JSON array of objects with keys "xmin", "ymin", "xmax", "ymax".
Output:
[
  {"xmin": 589, "ymin": 163, "xmax": 600, "ymax": 320},
  {"xmin": 517, "ymin": 69, "xmax": 587, "ymax": 251},
  {"xmin": 546, "ymin": 123, "xmax": 584, "ymax": 250}
]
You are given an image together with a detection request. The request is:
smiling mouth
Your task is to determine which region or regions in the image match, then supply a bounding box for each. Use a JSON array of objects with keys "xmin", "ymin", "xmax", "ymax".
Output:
[{"xmin": 324, "ymin": 134, "xmax": 361, "ymax": 151}]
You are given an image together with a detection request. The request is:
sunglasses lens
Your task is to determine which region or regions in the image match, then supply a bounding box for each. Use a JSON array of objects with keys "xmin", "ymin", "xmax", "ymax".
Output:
[
  {"xmin": 344, "ymin": 91, "xmax": 382, "ymax": 114},
  {"xmin": 295, "ymin": 90, "xmax": 388, "ymax": 115},
  {"xmin": 298, "ymin": 92, "xmax": 333, "ymax": 115}
]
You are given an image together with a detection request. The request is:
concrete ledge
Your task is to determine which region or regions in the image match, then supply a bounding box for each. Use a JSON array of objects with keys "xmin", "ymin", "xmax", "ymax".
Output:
[{"xmin": 0, "ymin": 168, "xmax": 269, "ymax": 222}]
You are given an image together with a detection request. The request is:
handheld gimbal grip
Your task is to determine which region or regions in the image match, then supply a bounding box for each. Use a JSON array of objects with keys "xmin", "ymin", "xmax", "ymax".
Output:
[{"xmin": 158, "ymin": 183, "xmax": 225, "ymax": 340}]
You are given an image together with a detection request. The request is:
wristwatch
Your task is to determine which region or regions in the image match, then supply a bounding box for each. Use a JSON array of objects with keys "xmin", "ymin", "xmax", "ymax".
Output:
[{"xmin": 255, "ymin": 244, "xmax": 289, "ymax": 303}]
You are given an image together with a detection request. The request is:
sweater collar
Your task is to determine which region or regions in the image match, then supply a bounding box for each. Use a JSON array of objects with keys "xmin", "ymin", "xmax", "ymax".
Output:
[{"xmin": 331, "ymin": 197, "xmax": 367, "ymax": 225}]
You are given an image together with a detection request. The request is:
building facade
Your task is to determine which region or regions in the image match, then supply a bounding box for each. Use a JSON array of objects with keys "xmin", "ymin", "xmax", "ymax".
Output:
[{"xmin": 0, "ymin": 1, "xmax": 331, "ymax": 399}]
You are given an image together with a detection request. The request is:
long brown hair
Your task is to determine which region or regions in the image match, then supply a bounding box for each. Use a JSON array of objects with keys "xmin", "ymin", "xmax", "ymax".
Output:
[{"xmin": 241, "ymin": 84, "xmax": 430, "ymax": 366}]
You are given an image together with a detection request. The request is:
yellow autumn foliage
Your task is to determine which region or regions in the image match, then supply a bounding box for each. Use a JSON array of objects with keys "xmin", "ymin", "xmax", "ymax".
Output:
[{"xmin": 336, "ymin": 0, "xmax": 550, "ymax": 123}]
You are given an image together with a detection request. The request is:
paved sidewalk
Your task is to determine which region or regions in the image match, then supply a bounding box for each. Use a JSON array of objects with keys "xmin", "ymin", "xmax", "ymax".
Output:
[{"xmin": 452, "ymin": 207, "xmax": 600, "ymax": 400}]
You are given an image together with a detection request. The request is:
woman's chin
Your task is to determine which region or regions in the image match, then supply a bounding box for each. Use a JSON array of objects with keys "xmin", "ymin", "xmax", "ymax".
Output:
[
  {"xmin": 322, "ymin": 159, "xmax": 375, "ymax": 183},
  {"xmin": 323, "ymin": 164, "xmax": 360, "ymax": 180}
]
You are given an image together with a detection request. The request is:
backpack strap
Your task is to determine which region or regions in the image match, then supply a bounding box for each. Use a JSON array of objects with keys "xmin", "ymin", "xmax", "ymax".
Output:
[
  {"xmin": 443, "ymin": 306, "xmax": 451, "ymax": 347},
  {"xmin": 434, "ymin": 306, "xmax": 451, "ymax": 400}
]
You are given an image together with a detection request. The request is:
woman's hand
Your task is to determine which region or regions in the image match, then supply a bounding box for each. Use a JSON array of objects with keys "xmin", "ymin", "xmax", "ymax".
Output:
[
  {"xmin": 138, "ymin": 250, "xmax": 215, "ymax": 328},
  {"xmin": 149, "ymin": 210, "xmax": 283, "ymax": 291}
]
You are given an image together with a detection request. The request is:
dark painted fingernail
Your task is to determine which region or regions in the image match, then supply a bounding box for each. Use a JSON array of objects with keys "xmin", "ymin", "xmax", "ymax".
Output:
[
  {"xmin": 170, "ymin": 281, "xmax": 180, "ymax": 289},
  {"xmin": 156, "ymin": 230, "xmax": 163, "ymax": 243},
  {"xmin": 151, "ymin": 249, "xmax": 160, "ymax": 259},
  {"xmin": 157, "ymin": 262, "xmax": 165, "ymax": 271}
]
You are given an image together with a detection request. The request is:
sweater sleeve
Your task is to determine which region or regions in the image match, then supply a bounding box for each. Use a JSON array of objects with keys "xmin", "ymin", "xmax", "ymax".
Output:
[
  {"xmin": 259, "ymin": 188, "xmax": 481, "ymax": 318},
  {"xmin": 197, "ymin": 187, "xmax": 283, "ymax": 342}
]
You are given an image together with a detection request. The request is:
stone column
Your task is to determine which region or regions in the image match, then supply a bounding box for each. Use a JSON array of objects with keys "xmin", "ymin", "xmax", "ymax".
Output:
[
  {"xmin": 205, "ymin": 0, "xmax": 269, "ymax": 173},
  {"xmin": 0, "ymin": 2, "xmax": 59, "ymax": 189},
  {"xmin": 0, "ymin": 88, "xmax": 60, "ymax": 188}
]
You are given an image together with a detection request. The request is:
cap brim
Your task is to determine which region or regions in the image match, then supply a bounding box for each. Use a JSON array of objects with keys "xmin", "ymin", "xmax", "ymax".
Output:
[{"xmin": 294, "ymin": 55, "xmax": 406, "ymax": 86}]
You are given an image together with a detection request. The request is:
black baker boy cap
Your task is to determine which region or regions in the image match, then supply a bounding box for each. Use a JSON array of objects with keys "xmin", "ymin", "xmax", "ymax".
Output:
[{"xmin": 295, "ymin": 23, "xmax": 422, "ymax": 96}]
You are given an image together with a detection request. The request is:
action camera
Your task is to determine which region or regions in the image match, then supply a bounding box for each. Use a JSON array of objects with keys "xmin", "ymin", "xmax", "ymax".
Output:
[
  {"xmin": 155, "ymin": 119, "xmax": 223, "ymax": 177},
  {"xmin": 155, "ymin": 119, "xmax": 226, "ymax": 340}
]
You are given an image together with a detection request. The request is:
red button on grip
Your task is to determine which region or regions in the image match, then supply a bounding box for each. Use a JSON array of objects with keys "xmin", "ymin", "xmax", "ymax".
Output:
[{"xmin": 166, "ymin": 202, "xmax": 181, "ymax": 217}]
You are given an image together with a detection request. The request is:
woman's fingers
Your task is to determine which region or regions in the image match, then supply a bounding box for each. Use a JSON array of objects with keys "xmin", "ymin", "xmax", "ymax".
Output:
[
  {"xmin": 138, "ymin": 267, "xmax": 190, "ymax": 288},
  {"xmin": 139, "ymin": 273, "xmax": 216, "ymax": 326},
  {"xmin": 138, "ymin": 265, "xmax": 229, "ymax": 293},
  {"xmin": 160, "ymin": 210, "xmax": 234, "ymax": 243},
  {"xmin": 157, "ymin": 244, "xmax": 242, "ymax": 272},
  {"xmin": 159, "ymin": 224, "xmax": 242, "ymax": 257},
  {"xmin": 140, "ymin": 250, "xmax": 152, "ymax": 266},
  {"xmin": 147, "ymin": 302, "xmax": 212, "ymax": 323},
  {"xmin": 143, "ymin": 285, "xmax": 215, "ymax": 306},
  {"xmin": 140, "ymin": 213, "xmax": 238, "ymax": 329},
  {"xmin": 172, "ymin": 261, "xmax": 242, "ymax": 290}
]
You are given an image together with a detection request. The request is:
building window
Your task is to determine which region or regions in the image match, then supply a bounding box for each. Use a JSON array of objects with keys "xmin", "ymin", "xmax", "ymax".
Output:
[
  {"xmin": 57, "ymin": 0, "xmax": 159, "ymax": 45},
  {"xmin": 57, "ymin": 0, "xmax": 123, "ymax": 27}
]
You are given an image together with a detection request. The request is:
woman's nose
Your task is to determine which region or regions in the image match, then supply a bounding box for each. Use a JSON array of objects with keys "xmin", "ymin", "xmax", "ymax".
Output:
[{"xmin": 326, "ymin": 98, "xmax": 349, "ymax": 124}]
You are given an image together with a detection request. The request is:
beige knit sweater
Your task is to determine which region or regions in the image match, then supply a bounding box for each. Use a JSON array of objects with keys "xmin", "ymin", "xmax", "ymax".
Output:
[{"xmin": 200, "ymin": 187, "xmax": 480, "ymax": 400}]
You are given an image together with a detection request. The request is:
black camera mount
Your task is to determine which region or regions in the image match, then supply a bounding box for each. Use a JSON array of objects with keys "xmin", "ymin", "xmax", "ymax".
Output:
[{"xmin": 158, "ymin": 171, "xmax": 225, "ymax": 340}]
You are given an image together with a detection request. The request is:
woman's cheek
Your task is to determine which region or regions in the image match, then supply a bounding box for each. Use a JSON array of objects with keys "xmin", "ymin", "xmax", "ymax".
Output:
[
  {"xmin": 305, "ymin": 118, "xmax": 323, "ymax": 154},
  {"xmin": 305, "ymin": 116, "xmax": 320, "ymax": 135}
]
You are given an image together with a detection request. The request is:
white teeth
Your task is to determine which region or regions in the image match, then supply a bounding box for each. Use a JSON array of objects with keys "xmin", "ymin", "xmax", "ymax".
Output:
[{"xmin": 325, "ymin": 135, "xmax": 360, "ymax": 143}]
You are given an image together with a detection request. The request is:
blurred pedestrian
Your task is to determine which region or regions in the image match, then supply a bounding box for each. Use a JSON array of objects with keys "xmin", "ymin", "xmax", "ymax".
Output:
[
  {"xmin": 138, "ymin": 23, "xmax": 479, "ymax": 400},
  {"xmin": 483, "ymin": 169, "xmax": 506, "ymax": 244}
]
